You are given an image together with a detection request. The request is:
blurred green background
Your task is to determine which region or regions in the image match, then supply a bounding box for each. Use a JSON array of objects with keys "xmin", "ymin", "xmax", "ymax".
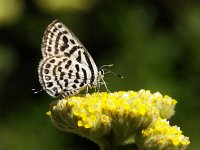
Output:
[{"xmin": 0, "ymin": 0, "xmax": 199, "ymax": 149}]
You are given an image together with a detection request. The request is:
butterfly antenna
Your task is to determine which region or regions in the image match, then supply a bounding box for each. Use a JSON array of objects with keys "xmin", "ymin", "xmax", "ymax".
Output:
[
  {"xmin": 32, "ymin": 88, "xmax": 43, "ymax": 94},
  {"xmin": 100, "ymin": 64, "xmax": 114, "ymax": 70},
  {"xmin": 104, "ymin": 69, "xmax": 123, "ymax": 78}
]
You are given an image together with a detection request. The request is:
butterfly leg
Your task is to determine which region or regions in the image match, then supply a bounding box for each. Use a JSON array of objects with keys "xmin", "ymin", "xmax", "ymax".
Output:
[
  {"xmin": 101, "ymin": 78, "xmax": 110, "ymax": 93},
  {"xmin": 94, "ymin": 87, "xmax": 97, "ymax": 92},
  {"xmin": 97, "ymin": 81, "xmax": 101, "ymax": 92},
  {"xmin": 86, "ymin": 85, "xmax": 89, "ymax": 94}
]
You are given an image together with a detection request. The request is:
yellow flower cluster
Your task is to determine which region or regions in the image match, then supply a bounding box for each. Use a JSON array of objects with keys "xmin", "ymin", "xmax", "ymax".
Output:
[
  {"xmin": 48, "ymin": 90, "xmax": 190, "ymax": 149},
  {"xmin": 139, "ymin": 118, "xmax": 190, "ymax": 149}
]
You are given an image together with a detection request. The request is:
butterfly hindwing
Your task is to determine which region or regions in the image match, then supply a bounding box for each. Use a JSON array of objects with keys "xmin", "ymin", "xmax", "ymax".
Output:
[{"xmin": 38, "ymin": 53, "xmax": 94, "ymax": 97}]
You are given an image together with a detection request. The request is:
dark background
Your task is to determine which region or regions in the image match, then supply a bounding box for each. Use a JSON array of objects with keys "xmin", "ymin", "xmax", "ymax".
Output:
[{"xmin": 0, "ymin": 0, "xmax": 199, "ymax": 149}]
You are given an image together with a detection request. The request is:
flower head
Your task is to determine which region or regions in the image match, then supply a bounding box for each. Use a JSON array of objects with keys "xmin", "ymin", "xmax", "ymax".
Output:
[
  {"xmin": 137, "ymin": 118, "xmax": 190, "ymax": 149},
  {"xmin": 48, "ymin": 90, "xmax": 190, "ymax": 149}
]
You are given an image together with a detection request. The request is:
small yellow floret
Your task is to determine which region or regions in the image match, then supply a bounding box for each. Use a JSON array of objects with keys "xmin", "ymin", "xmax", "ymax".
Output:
[
  {"xmin": 78, "ymin": 120, "xmax": 83, "ymax": 127},
  {"xmin": 46, "ymin": 111, "xmax": 51, "ymax": 116},
  {"xmin": 101, "ymin": 115, "xmax": 110, "ymax": 123}
]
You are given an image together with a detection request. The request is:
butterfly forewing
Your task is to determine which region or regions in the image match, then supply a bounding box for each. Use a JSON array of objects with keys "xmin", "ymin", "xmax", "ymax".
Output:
[
  {"xmin": 42, "ymin": 20, "xmax": 90, "ymax": 60},
  {"xmin": 38, "ymin": 20, "xmax": 100, "ymax": 97}
]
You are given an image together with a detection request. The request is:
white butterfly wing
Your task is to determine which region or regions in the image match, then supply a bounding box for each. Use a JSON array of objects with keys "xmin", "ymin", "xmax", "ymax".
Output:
[
  {"xmin": 38, "ymin": 55, "xmax": 94, "ymax": 97},
  {"xmin": 39, "ymin": 20, "xmax": 99, "ymax": 97}
]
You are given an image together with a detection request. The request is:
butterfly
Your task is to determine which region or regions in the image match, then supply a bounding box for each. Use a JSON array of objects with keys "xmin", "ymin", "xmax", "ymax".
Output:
[{"xmin": 38, "ymin": 20, "xmax": 110, "ymax": 98}]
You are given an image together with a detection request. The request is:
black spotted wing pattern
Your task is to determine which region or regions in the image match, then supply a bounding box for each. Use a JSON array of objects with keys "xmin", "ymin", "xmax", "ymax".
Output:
[{"xmin": 38, "ymin": 20, "xmax": 101, "ymax": 97}]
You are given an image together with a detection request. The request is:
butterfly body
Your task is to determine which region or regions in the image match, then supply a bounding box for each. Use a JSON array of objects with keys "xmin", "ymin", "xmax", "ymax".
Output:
[{"xmin": 38, "ymin": 20, "xmax": 104, "ymax": 97}]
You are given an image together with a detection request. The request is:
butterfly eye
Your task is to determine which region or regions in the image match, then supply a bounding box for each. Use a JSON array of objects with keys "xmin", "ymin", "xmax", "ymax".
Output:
[{"xmin": 99, "ymin": 69, "xmax": 104, "ymax": 76}]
